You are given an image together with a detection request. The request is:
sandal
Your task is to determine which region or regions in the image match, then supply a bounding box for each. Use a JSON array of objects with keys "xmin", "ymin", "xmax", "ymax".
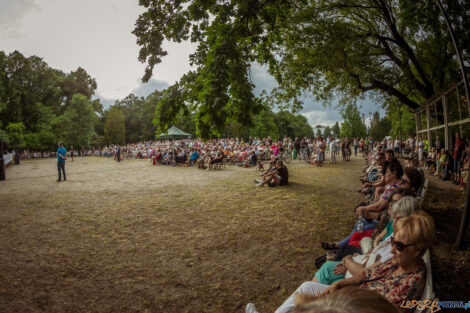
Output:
[{"xmin": 321, "ymin": 241, "xmax": 338, "ymax": 250}]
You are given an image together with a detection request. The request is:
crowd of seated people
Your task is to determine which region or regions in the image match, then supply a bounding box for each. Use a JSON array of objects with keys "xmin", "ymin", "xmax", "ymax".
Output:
[
  {"xmin": 94, "ymin": 134, "xmax": 376, "ymax": 170},
  {"xmin": 245, "ymin": 143, "xmax": 434, "ymax": 313}
]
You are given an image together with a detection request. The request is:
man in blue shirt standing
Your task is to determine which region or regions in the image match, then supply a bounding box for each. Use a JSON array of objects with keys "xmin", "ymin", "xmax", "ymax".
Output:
[{"xmin": 57, "ymin": 142, "xmax": 67, "ymax": 181}]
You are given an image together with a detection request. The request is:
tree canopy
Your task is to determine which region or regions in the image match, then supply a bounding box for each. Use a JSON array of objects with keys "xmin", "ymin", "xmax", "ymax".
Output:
[
  {"xmin": 133, "ymin": 0, "xmax": 469, "ymax": 139},
  {"xmin": 0, "ymin": 51, "xmax": 99, "ymax": 151}
]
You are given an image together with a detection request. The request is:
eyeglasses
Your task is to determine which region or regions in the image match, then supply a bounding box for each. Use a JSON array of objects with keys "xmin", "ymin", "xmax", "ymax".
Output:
[{"xmin": 391, "ymin": 235, "xmax": 414, "ymax": 252}]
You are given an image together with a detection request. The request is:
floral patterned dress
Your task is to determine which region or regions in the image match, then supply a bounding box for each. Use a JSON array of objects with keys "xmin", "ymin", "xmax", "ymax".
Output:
[{"xmin": 360, "ymin": 259, "xmax": 426, "ymax": 311}]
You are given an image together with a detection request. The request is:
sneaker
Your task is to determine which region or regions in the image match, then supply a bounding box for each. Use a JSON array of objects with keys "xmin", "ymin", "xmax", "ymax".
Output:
[
  {"xmin": 256, "ymin": 183, "xmax": 264, "ymax": 187},
  {"xmin": 326, "ymin": 250, "xmax": 336, "ymax": 261},
  {"xmin": 246, "ymin": 303, "xmax": 259, "ymax": 313},
  {"xmin": 254, "ymin": 179, "xmax": 263, "ymax": 184}
]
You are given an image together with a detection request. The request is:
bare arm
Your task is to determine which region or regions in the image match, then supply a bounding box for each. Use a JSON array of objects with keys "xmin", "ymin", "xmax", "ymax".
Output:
[
  {"xmin": 373, "ymin": 228, "xmax": 388, "ymax": 247},
  {"xmin": 321, "ymin": 270, "xmax": 365, "ymax": 295},
  {"xmin": 343, "ymin": 258, "xmax": 365, "ymax": 277},
  {"xmin": 356, "ymin": 197, "xmax": 387, "ymax": 216}
]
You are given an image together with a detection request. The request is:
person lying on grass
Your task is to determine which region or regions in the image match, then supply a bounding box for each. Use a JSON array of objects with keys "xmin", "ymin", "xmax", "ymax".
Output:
[{"xmin": 254, "ymin": 160, "xmax": 288, "ymax": 187}]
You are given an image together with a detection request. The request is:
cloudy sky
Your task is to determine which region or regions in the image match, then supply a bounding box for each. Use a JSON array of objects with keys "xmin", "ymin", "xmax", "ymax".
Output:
[{"xmin": 1, "ymin": 0, "xmax": 381, "ymax": 127}]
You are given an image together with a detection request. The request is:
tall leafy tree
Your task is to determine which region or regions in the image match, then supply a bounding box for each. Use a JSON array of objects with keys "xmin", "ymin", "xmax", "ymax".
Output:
[
  {"xmin": 250, "ymin": 109, "xmax": 279, "ymax": 139},
  {"xmin": 104, "ymin": 106, "xmax": 125, "ymax": 145},
  {"xmin": 60, "ymin": 67, "xmax": 97, "ymax": 106},
  {"xmin": 133, "ymin": 1, "xmax": 469, "ymax": 138},
  {"xmin": 274, "ymin": 110, "xmax": 314, "ymax": 139},
  {"xmin": 323, "ymin": 125, "xmax": 332, "ymax": 138},
  {"xmin": 6, "ymin": 122, "xmax": 25, "ymax": 149},
  {"xmin": 58, "ymin": 94, "xmax": 96, "ymax": 148},
  {"xmin": 369, "ymin": 111, "xmax": 392, "ymax": 140},
  {"xmin": 340, "ymin": 103, "xmax": 367, "ymax": 138},
  {"xmin": 332, "ymin": 122, "xmax": 341, "ymax": 137}
]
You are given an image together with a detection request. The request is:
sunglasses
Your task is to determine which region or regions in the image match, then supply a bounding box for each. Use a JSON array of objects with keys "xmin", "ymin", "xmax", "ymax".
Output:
[{"xmin": 391, "ymin": 235, "xmax": 414, "ymax": 252}]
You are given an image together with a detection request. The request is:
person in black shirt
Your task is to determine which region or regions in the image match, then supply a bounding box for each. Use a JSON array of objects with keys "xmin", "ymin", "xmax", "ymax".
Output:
[
  {"xmin": 255, "ymin": 160, "xmax": 288, "ymax": 187},
  {"xmin": 293, "ymin": 138, "xmax": 300, "ymax": 159}
]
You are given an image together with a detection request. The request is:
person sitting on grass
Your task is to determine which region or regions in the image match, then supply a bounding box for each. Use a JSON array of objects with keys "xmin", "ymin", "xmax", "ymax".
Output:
[
  {"xmin": 315, "ymin": 196, "xmax": 420, "ymax": 286},
  {"xmin": 254, "ymin": 160, "xmax": 288, "ymax": 187},
  {"xmin": 260, "ymin": 156, "xmax": 279, "ymax": 176},
  {"xmin": 355, "ymin": 160, "xmax": 403, "ymax": 217},
  {"xmin": 246, "ymin": 211, "xmax": 434, "ymax": 313},
  {"xmin": 321, "ymin": 187, "xmax": 412, "ymax": 255},
  {"xmin": 243, "ymin": 151, "xmax": 258, "ymax": 168},
  {"xmin": 175, "ymin": 148, "xmax": 187, "ymax": 165},
  {"xmin": 189, "ymin": 148, "xmax": 199, "ymax": 166},
  {"xmin": 206, "ymin": 149, "xmax": 224, "ymax": 170}
]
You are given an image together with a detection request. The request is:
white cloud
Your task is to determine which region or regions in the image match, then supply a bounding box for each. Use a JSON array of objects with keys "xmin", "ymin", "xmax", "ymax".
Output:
[
  {"xmin": 0, "ymin": 0, "xmax": 40, "ymax": 39},
  {"xmin": 131, "ymin": 78, "xmax": 169, "ymax": 98},
  {"xmin": 1, "ymin": 0, "xmax": 195, "ymax": 100},
  {"xmin": 301, "ymin": 110, "xmax": 342, "ymax": 127},
  {"xmin": 251, "ymin": 62, "xmax": 277, "ymax": 95}
]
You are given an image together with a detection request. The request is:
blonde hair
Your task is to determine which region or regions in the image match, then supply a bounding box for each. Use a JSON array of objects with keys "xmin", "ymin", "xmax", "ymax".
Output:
[
  {"xmin": 395, "ymin": 211, "xmax": 435, "ymax": 252},
  {"xmin": 293, "ymin": 287, "xmax": 399, "ymax": 313}
]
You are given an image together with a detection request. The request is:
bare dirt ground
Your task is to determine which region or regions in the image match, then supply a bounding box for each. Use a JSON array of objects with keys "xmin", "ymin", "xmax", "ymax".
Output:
[
  {"xmin": 421, "ymin": 172, "xmax": 470, "ymax": 301},
  {"xmin": 0, "ymin": 156, "xmax": 468, "ymax": 312}
]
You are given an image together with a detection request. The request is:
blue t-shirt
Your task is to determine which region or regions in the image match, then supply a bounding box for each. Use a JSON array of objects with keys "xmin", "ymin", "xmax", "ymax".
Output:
[
  {"xmin": 57, "ymin": 147, "xmax": 67, "ymax": 162},
  {"xmin": 190, "ymin": 151, "xmax": 199, "ymax": 160}
]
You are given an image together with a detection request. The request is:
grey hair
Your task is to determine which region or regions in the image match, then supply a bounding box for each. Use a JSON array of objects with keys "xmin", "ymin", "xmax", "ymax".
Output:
[{"xmin": 392, "ymin": 196, "xmax": 420, "ymax": 217}]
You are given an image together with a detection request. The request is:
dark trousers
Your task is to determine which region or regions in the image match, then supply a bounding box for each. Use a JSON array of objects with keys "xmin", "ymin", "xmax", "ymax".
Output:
[
  {"xmin": 117, "ymin": 153, "xmax": 121, "ymax": 162},
  {"xmin": 57, "ymin": 161, "xmax": 66, "ymax": 181},
  {"xmin": 334, "ymin": 244, "xmax": 362, "ymax": 261}
]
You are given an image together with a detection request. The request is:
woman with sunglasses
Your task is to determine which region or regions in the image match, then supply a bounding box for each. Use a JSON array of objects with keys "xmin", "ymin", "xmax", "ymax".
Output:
[
  {"xmin": 246, "ymin": 212, "xmax": 434, "ymax": 313},
  {"xmin": 312, "ymin": 196, "xmax": 419, "ymax": 287}
]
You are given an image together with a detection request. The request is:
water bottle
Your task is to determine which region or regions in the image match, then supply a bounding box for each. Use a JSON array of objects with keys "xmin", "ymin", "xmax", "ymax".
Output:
[{"xmin": 357, "ymin": 214, "xmax": 364, "ymax": 233}]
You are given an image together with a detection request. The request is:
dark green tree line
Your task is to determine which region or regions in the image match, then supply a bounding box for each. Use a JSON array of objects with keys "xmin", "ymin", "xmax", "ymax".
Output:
[{"xmin": 0, "ymin": 50, "xmax": 99, "ymax": 151}]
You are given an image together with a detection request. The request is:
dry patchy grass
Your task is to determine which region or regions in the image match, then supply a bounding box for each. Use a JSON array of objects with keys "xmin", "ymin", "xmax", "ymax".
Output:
[{"xmin": 0, "ymin": 157, "xmax": 370, "ymax": 312}]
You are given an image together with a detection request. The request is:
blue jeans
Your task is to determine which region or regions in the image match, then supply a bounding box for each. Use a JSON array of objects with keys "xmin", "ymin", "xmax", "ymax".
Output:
[
  {"xmin": 57, "ymin": 161, "xmax": 66, "ymax": 181},
  {"xmin": 338, "ymin": 219, "xmax": 377, "ymax": 247},
  {"xmin": 367, "ymin": 169, "xmax": 379, "ymax": 182},
  {"xmin": 441, "ymin": 165, "xmax": 448, "ymax": 180}
]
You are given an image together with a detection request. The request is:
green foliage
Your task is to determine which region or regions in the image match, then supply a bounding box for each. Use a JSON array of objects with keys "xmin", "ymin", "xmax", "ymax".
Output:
[
  {"xmin": 323, "ymin": 126, "xmax": 332, "ymax": 138},
  {"xmin": 388, "ymin": 105, "xmax": 416, "ymax": 138},
  {"xmin": 0, "ymin": 129, "xmax": 9, "ymax": 144},
  {"xmin": 104, "ymin": 106, "xmax": 125, "ymax": 145},
  {"xmin": 60, "ymin": 67, "xmax": 97, "ymax": 105},
  {"xmin": 332, "ymin": 122, "xmax": 341, "ymax": 138},
  {"xmin": 250, "ymin": 109, "xmax": 279, "ymax": 139},
  {"xmin": 133, "ymin": 0, "xmax": 468, "ymax": 139},
  {"xmin": 6, "ymin": 122, "xmax": 25, "ymax": 148},
  {"xmin": 340, "ymin": 103, "xmax": 367, "ymax": 139},
  {"xmin": 369, "ymin": 111, "xmax": 392, "ymax": 140},
  {"xmin": 60, "ymin": 94, "xmax": 96, "ymax": 148},
  {"xmin": 0, "ymin": 50, "xmax": 102, "ymax": 150},
  {"xmin": 274, "ymin": 110, "xmax": 314, "ymax": 139}
]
